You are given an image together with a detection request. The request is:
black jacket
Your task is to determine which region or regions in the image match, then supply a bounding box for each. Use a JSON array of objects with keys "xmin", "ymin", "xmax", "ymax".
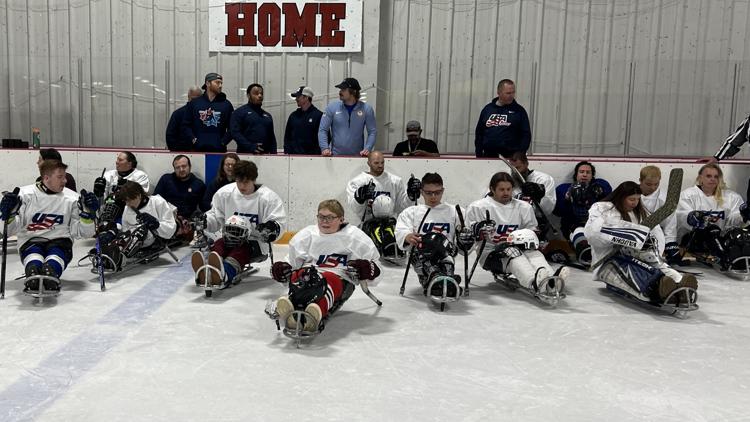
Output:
[
  {"xmin": 230, "ymin": 103, "xmax": 277, "ymax": 154},
  {"xmin": 284, "ymin": 105, "xmax": 323, "ymax": 154}
]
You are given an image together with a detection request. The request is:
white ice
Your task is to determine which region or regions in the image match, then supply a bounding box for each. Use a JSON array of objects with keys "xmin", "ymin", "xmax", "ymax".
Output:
[{"xmin": 0, "ymin": 240, "xmax": 749, "ymax": 422}]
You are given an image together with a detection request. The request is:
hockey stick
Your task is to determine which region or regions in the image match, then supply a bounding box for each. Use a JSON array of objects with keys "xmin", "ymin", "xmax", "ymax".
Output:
[
  {"xmin": 455, "ymin": 204, "xmax": 470, "ymax": 295},
  {"xmin": 500, "ymin": 157, "xmax": 560, "ymax": 237},
  {"xmin": 94, "ymin": 169, "xmax": 107, "ymax": 291},
  {"xmin": 134, "ymin": 208, "xmax": 179, "ymax": 263},
  {"xmin": 589, "ymin": 168, "xmax": 683, "ymax": 271},
  {"xmin": 399, "ymin": 207, "xmax": 431, "ymax": 295},
  {"xmin": 1, "ymin": 187, "xmax": 20, "ymax": 299},
  {"xmin": 359, "ymin": 179, "xmax": 375, "ymax": 225},
  {"xmin": 468, "ymin": 210, "xmax": 492, "ymax": 284},
  {"xmin": 408, "ymin": 174, "xmax": 421, "ymax": 206}
]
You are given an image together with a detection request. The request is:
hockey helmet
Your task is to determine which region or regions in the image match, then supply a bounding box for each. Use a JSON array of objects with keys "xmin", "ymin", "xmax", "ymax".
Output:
[
  {"xmin": 507, "ymin": 229, "xmax": 539, "ymax": 250},
  {"xmin": 289, "ymin": 267, "xmax": 327, "ymax": 308},
  {"xmin": 371, "ymin": 195, "xmax": 394, "ymax": 218},
  {"xmin": 223, "ymin": 215, "xmax": 250, "ymax": 247},
  {"xmin": 418, "ymin": 231, "xmax": 458, "ymax": 261}
]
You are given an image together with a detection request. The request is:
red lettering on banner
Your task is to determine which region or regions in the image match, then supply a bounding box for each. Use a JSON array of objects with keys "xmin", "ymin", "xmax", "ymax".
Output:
[
  {"xmin": 225, "ymin": 3, "xmax": 258, "ymax": 46},
  {"xmin": 319, "ymin": 3, "xmax": 346, "ymax": 47},
  {"xmin": 281, "ymin": 3, "xmax": 318, "ymax": 47},
  {"xmin": 257, "ymin": 3, "xmax": 281, "ymax": 46}
]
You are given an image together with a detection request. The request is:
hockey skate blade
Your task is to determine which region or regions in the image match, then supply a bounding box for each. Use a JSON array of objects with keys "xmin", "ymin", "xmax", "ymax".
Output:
[
  {"xmin": 426, "ymin": 275, "xmax": 461, "ymax": 310},
  {"xmin": 603, "ymin": 283, "xmax": 698, "ymax": 319},
  {"xmin": 493, "ymin": 274, "xmax": 566, "ymax": 307}
]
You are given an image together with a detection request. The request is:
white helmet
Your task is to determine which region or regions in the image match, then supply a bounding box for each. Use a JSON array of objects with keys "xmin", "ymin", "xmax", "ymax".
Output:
[
  {"xmin": 371, "ymin": 195, "xmax": 394, "ymax": 218},
  {"xmin": 507, "ymin": 229, "xmax": 539, "ymax": 250},
  {"xmin": 223, "ymin": 215, "xmax": 250, "ymax": 247}
]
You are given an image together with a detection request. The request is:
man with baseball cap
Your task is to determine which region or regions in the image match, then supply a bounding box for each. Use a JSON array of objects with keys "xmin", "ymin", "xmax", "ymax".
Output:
[
  {"xmin": 318, "ymin": 77, "xmax": 377, "ymax": 156},
  {"xmin": 392, "ymin": 120, "xmax": 440, "ymax": 157},
  {"xmin": 283, "ymin": 86, "xmax": 323, "ymax": 154},
  {"xmin": 181, "ymin": 72, "xmax": 234, "ymax": 152}
]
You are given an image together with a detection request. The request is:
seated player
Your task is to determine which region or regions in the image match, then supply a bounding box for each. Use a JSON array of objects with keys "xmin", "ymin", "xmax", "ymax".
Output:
[
  {"xmin": 153, "ymin": 154, "xmax": 206, "ymax": 244},
  {"xmin": 585, "ymin": 181, "xmax": 697, "ymax": 305},
  {"xmin": 346, "ymin": 151, "xmax": 410, "ymax": 260},
  {"xmin": 553, "ymin": 160, "xmax": 612, "ymax": 265},
  {"xmin": 0, "ymin": 160, "xmax": 98, "ymax": 293},
  {"xmin": 639, "ymin": 165, "xmax": 680, "ymax": 264},
  {"xmin": 92, "ymin": 151, "xmax": 151, "ymax": 226},
  {"xmin": 506, "ymin": 151, "xmax": 556, "ymax": 240},
  {"xmin": 395, "ymin": 173, "xmax": 469, "ymax": 298},
  {"xmin": 270, "ymin": 199, "xmax": 380, "ymax": 332},
  {"xmin": 191, "ymin": 160, "xmax": 286, "ymax": 287},
  {"xmin": 97, "ymin": 181, "xmax": 177, "ymax": 271},
  {"xmin": 466, "ymin": 172, "xmax": 568, "ymax": 295}
]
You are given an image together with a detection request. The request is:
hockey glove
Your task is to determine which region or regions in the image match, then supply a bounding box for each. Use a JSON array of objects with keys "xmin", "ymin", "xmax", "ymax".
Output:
[
  {"xmin": 354, "ymin": 181, "xmax": 376, "ymax": 204},
  {"xmin": 495, "ymin": 242, "xmax": 523, "ymax": 259},
  {"xmin": 348, "ymin": 259, "xmax": 381, "ymax": 281},
  {"xmin": 0, "ymin": 189, "xmax": 21, "ymax": 221},
  {"xmin": 472, "ymin": 219, "xmax": 496, "ymax": 241},
  {"xmin": 664, "ymin": 242, "xmax": 682, "ymax": 264},
  {"xmin": 456, "ymin": 227, "xmax": 475, "ymax": 251},
  {"xmin": 93, "ymin": 177, "xmax": 107, "ymax": 198},
  {"xmin": 136, "ymin": 212, "xmax": 160, "ymax": 231},
  {"xmin": 78, "ymin": 190, "xmax": 100, "ymax": 222},
  {"xmin": 586, "ymin": 182, "xmax": 605, "ymax": 202},
  {"xmin": 407, "ymin": 175, "xmax": 422, "ymax": 202},
  {"xmin": 271, "ymin": 261, "xmax": 293, "ymax": 283},
  {"xmin": 521, "ymin": 182, "xmax": 545, "ymax": 203},
  {"xmin": 256, "ymin": 220, "xmax": 281, "ymax": 242},
  {"xmin": 741, "ymin": 203, "xmax": 750, "ymax": 222},
  {"xmin": 192, "ymin": 213, "xmax": 208, "ymax": 231},
  {"xmin": 568, "ymin": 183, "xmax": 588, "ymax": 205},
  {"xmin": 687, "ymin": 210, "xmax": 707, "ymax": 229}
]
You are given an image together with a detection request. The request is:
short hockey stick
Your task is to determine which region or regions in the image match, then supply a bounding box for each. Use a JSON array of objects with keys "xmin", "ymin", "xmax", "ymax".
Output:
[
  {"xmin": 455, "ymin": 204, "xmax": 470, "ymax": 295},
  {"xmin": 399, "ymin": 207, "xmax": 431, "ymax": 295},
  {"xmin": 468, "ymin": 210, "xmax": 491, "ymax": 284}
]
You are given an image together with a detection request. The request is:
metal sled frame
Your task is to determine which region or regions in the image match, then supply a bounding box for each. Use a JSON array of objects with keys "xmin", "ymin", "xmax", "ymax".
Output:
[
  {"xmin": 197, "ymin": 263, "xmax": 260, "ymax": 298},
  {"xmin": 78, "ymin": 243, "xmax": 179, "ymax": 283},
  {"xmin": 425, "ymin": 275, "xmax": 461, "ymax": 312},
  {"xmin": 603, "ymin": 282, "xmax": 699, "ymax": 319},
  {"xmin": 692, "ymin": 253, "xmax": 750, "ymax": 281},
  {"xmin": 23, "ymin": 274, "xmax": 61, "ymax": 302},
  {"xmin": 493, "ymin": 273, "xmax": 566, "ymax": 307}
]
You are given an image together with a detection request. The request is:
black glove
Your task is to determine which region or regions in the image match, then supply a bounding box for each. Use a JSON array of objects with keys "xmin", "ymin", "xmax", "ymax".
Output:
[
  {"xmin": 271, "ymin": 261, "xmax": 293, "ymax": 283},
  {"xmin": 456, "ymin": 227, "xmax": 474, "ymax": 251},
  {"xmin": 520, "ymin": 182, "xmax": 545, "ymax": 203},
  {"xmin": 586, "ymin": 182, "xmax": 605, "ymax": 201},
  {"xmin": 472, "ymin": 219, "xmax": 496, "ymax": 241},
  {"xmin": 348, "ymin": 259, "xmax": 381, "ymax": 280},
  {"xmin": 93, "ymin": 177, "xmax": 107, "ymax": 198},
  {"xmin": 741, "ymin": 203, "xmax": 750, "ymax": 222},
  {"xmin": 256, "ymin": 220, "xmax": 281, "ymax": 242},
  {"xmin": 354, "ymin": 181, "xmax": 376, "ymax": 204},
  {"xmin": 664, "ymin": 242, "xmax": 681, "ymax": 264},
  {"xmin": 568, "ymin": 183, "xmax": 588, "ymax": 205},
  {"xmin": 407, "ymin": 175, "xmax": 422, "ymax": 202},
  {"xmin": 687, "ymin": 210, "xmax": 706, "ymax": 228},
  {"xmin": 0, "ymin": 189, "xmax": 21, "ymax": 221},
  {"xmin": 495, "ymin": 242, "xmax": 522, "ymax": 258},
  {"xmin": 136, "ymin": 212, "xmax": 160, "ymax": 231},
  {"xmin": 193, "ymin": 213, "xmax": 207, "ymax": 231}
]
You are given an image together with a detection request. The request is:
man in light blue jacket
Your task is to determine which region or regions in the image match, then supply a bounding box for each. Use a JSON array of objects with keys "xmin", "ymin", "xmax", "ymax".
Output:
[{"xmin": 318, "ymin": 78, "xmax": 377, "ymax": 157}]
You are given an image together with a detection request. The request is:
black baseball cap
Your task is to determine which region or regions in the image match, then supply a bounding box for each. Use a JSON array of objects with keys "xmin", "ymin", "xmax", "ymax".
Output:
[
  {"xmin": 202, "ymin": 72, "xmax": 222, "ymax": 90},
  {"xmin": 335, "ymin": 77, "xmax": 361, "ymax": 91}
]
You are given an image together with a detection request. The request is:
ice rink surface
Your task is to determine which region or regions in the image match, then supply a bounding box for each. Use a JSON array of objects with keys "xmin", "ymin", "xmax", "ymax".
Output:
[{"xmin": 1, "ymin": 241, "xmax": 749, "ymax": 422}]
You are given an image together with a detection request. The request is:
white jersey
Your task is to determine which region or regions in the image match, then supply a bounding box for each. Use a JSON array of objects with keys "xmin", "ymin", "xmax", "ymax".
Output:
[
  {"xmin": 346, "ymin": 171, "xmax": 409, "ymax": 221},
  {"xmin": 103, "ymin": 168, "xmax": 150, "ymax": 195},
  {"xmin": 395, "ymin": 203, "xmax": 463, "ymax": 250},
  {"xmin": 121, "ymin": 195, "xmax": 177, "ymax": 247},
  {"xmin": 205, "ymin": 183, "xmax": 287, "ymax": 254},
  {"xmin": 584, "ymin": 201, "xmax": 665, "ymax": 279},
  {"xmin": 7, "ymin": 184, "xmax": 95, "ymax": 249},
  {"xmin": 466, "ymin": 197, "xmax": 537, "ymax": 265},
  {"xmin": 515, "ymin": 169, "xmax": 556, "ymax": 216},
  {"xmin": 288, "ymin": 223, "xmax": 380, "ymax": 284},
  {"xmin": 675, "ymin": 186, "xmax": 744, "ymax": 238},
  {"xmin": 641, "ymin": 188, "xmax": 677, "ymax": 244}
]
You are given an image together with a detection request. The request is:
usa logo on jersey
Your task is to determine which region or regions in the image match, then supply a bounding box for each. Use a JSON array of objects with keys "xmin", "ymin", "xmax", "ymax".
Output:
[
  {"xmin": 316, "ymin": 254, "xmax": 348, "ymax": 268},
  {"xmin": 493, "ymin": 224, "xmax": 519, "ymax": 242},
  {"xmin": 421, "ymin": 222, "xmax": 451, "ymax": 234},
  {"xmin": 27, "ymin": 213, "xmax": 64, "ymax": 231},
  {"xmin": 233, "ymin": 212, "xmax": 259, "ymax": 224},
  {"xmin": 486, "ymin": 114, "xmax": 510, "ymax": 127}
]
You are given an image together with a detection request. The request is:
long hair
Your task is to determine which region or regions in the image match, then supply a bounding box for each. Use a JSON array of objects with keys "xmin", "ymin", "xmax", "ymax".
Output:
[
  {"xmin": 488, "ymin": 172, "xmax": 515, "ymax": 195},
  {"xmin": 603, "ymin": 181, "xmax": 647, "ymax": 222},
  {"xmin": 217, "ymin": 153, "xmax": 240, "ymax": 183},
  {"xmin": 696, "ymin": 163, "xmax": 727, "ymax": 207}
]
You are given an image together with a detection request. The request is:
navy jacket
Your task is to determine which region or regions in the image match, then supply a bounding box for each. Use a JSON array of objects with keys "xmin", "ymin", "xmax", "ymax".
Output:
[
  {"xmin": 474, "ymin": 98, "xmax": 531, "ymax": 157},
  {"xmin": 230, "ymin": 103, "xmax": 277, "ymax": 154},
  {"xmin": 200, "ymin": 177, "xmax": 232, "ymax": 212},
  {"xmin": 181, "ymin": 92, "xmax": 234, "ymax": 152},
  {"xmin": 553, "ymin": 179, "xmax": 613, "ymax": 238},
  {"xmin": 153, "ymin": 173, "xmax": 206, "ymax": 218},
  {"xmin": 166, "ymin": 103, "xmax": 192, "ymax": 151},
  {"xmin": 284, "ymin": 105, "xmax": 323, "ymax": 154}
]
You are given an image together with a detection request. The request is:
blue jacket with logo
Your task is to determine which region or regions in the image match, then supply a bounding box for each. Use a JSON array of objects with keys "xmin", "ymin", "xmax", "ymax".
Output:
[
  {"xmin": 230, "ymin": 103, "xmax": 277, "ymax": 154},
  {"xmin": 318, "ymin": 100, "xmax": 377, "ymax": 155},
  {"xmin": 474, "ymin": 98, "xmax": 531, "ymax": 157},
  {"xmin": 181, "ymin": 92, "xmax": 234, "ymax": 152}
]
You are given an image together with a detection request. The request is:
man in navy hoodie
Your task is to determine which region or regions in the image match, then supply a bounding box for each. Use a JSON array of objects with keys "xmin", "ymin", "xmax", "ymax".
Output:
[
  {"xmin": 474, "ymin": 79, "xmax": 531, "ymax": 158},
  {"xmin": 230, "ymin": 83, "xmax": 277, "ymax": 154},
  {"xmin": 166, "ymin": 86, "xmax": 202, "ymax": 151},
  {"xmin": 181, "ymin": 73, "xmax": 234, "ymax": 152}
]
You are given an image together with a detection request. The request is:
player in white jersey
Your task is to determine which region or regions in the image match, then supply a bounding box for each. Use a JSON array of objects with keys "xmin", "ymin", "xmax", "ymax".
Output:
[
  {"xmin": 675, "ymin": 163, "xmax": 750, "ymax": 268},
  {"xmin": 466, "ymin": 172, "xmax": 568, "ymax": 294},
  {"xmin": 585, "ymin": 181, "xmax": 698, "ymax": 305},
  {"xmin": 506, "ymin": 152, "xmax": 556, "ymax": 237},
  {"xmin": 191, "ymin": 160, "xmax": 286, "ymax": 288},
  {"xmin": 639, "ymin": 165, "xmax": 680, "ymax": 264},
  {"xmin": 269, "ymin": 199, "xmax": 380, "ymax": 331},
  {"xmin": 0, "ymin": 160, "xmax": 98, "ymax": 292},
  {"xmin": 346, "ymin": 151, "xmax": 410, "ymax": 261},
  {"xmin": 92, "ymin": 151, "xmax": 151, "ymax": 230},
  {"xmin": 395, "ymin": 173, "xmax": 470, "ymax": 298},
  {"xmin": 96, "ymin": 181, "xmax": 177, "ymax": 271}
]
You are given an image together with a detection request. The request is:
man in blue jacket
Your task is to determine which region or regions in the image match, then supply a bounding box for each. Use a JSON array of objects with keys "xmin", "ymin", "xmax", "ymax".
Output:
[
  {"xmin": 475, "ymin": 79, "xmax": 531, "ymax": 158},
  {"xmin": 284, "ymin": 86, "xmax": 323, "ymax": 154},
  {"xmin": 318, "ymin": 77, "xmax": 377, "ymax": 157},
  {"xmin": 166, "ymin": 86, "xmax": 202, "ymax": 151},
  {"xmin": 230, "ymin": 83, "xmax": 277, "ymax": 154},
  {"xmin": 181, "ymin": 73, "xmax": 234, "ymax": 152}
]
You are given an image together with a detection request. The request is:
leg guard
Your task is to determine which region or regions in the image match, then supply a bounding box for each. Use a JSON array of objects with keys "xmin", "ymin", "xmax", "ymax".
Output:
[{"xmin": 599, "ymin": 254, "xmax": 664, "ymax": 302}]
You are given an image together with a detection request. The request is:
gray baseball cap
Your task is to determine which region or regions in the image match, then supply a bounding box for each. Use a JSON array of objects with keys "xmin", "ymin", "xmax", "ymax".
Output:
[
  {"xmin": 291, "ymin": 86, "xmax": 314, "ymax": 98},
  {"xmin": 406, "ymin": 120, "xmax": 422, "ymax": 135},
  {"xmin": 201, "ymin": 72, "xmax": 222, "ymax": 90}
]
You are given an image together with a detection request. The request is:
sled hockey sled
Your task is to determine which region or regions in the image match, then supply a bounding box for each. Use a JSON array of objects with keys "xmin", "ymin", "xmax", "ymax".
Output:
[
  {"xmin": 493, "ymin": 273, "xmax": 566, "ymax": 307},
  {"xmin": 23, "ymin": 274, "xmax": 61, "ymax": 302},
  {"xmin": 424, "ymin": 274, "xmax": 462, "ymax": 312},
  {"xmin": 602, "ymin": 282, "xmax": 698, "ymax": 318},
  {"xmin": 79, "ymin": 241, "xmax": 178, "ymax": 277},
  {"xmin": 195, "ymin": 262, "xmax": 261, "ymax": 298},
  {"xmin": 691, "ymin": 253, "xmax": 750, "ymax": 281}
]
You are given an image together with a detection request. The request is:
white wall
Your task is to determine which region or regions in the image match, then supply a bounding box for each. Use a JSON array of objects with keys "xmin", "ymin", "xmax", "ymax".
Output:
[{"xmin": 3, "ymin": 149, "xmax": 750, "ymax": 233}]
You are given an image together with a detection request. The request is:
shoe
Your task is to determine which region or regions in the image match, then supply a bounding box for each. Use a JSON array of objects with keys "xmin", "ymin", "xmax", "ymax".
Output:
[
  {"xmin": 191, "ymin": 251, "xmax": 205, "ymax": 285},
  {"xmin": 303, "ymin": 303, "xmax": 322, "ymax": 332},
  {"xmin": 206, "ymin": 252, "xmax": 225, "ymax": 286},
  {"xmin": 275, "ymin": 296, "xmax": 295, "ymax": 327},
  {"xmin": 664, "ymin": 274, "xmax": 698, "ymax": 304},
  {"xmin": 657, "ymin": 276, "xmax": 678, "ymax": 302}
]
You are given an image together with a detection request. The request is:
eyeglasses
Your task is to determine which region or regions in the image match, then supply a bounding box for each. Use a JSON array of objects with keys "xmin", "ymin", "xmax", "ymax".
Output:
[
  {"xmin": 316, "ymin": 214, "xmax": 340, "ymax": 223},
  {"xmin": 421, "ymin": 189, "xmax": 444, "ymax": 197}
]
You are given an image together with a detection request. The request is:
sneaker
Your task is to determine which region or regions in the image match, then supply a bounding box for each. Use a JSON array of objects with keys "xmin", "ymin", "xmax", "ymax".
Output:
[
  {"xmin": 275, "ymin": 296, "xmax": 295, "ymax": 327},
  {"xmin": 191, "ymin": 251, "xmax": 205, "ymax": 285},
  {"xmin": 303, "ymin": 303, "xmax": 322, "ymax": 332},
  {"xmin": 206, "ymin": 252, "xmax": 225, "ymax": 286}
]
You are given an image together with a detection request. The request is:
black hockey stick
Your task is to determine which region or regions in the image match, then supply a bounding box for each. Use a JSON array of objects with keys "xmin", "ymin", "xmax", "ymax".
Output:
[
  {"xmin": 500, "ymin": 156, "xmax": 560, "ymax": 237},
  {"xmin": 589, "ymin": 168, "xmax": 683, "ymax": 271},
  {"xmin": 1, "ymin": 187, "xmax": 20, "ymax": 299},
  {"xmin": 455, "ymin": 204, "xmax": 470, "ymax": 295},
  {"xmin": 134, "ymin": 208, "xmax": 179, "ymax": 263},
  {"xmin": 468, "ymin": 210, "xmax": 491, "ymax": 284},
  {"xmin": 359, "ymin": 179, "xmax": 376, "ymax": 225},
  {"xmin": 399, "ymin": 207, "xmax": 431, "ymax": 295},
  {"xmin": 408, "ymin": 174, "xmax": 421, "ymax": 206},
  {"xmin": 94, "ymin": 169, "xmax": 107, "ymax": 291}
]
